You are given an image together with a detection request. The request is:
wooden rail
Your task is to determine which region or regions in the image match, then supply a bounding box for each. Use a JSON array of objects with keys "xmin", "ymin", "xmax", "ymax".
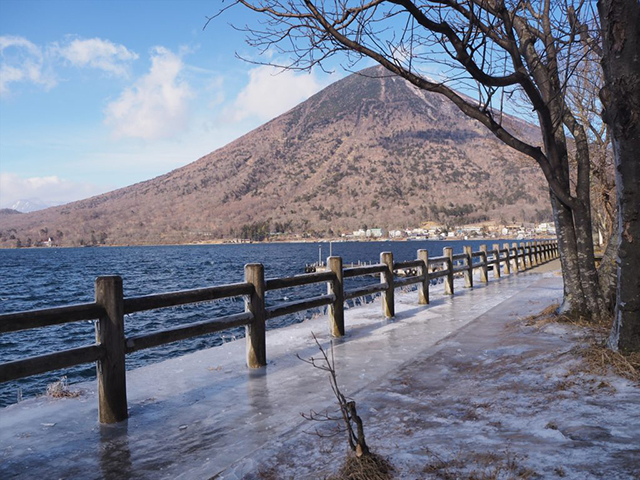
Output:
[{"xmin": 0, "ymin": 239, "xmax": 558, "ymax": 423}]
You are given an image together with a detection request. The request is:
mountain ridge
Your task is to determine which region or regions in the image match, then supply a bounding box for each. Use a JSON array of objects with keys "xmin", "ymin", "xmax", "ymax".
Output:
[{"xmin": 0, "ymin": 67, "xmax": 551, "ymax": 247}]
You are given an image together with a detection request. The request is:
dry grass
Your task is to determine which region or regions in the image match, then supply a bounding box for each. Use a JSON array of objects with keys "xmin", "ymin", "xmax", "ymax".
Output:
[
  {"xmin": 524, "ymin": 304, "xmax": 640, "ymax": 384},
  {"xmin": 45, "ymin": 376, "xmax": 82, "ymax": 399},
  {"xmin": 423, "ymin": 449, "xmax": 536, "ymax": 479},
  {"xmin": 522, "ymin": 303, "xmax": 561, "ymax": 328},
  {"xmin": 329, "ymin": 452, "xmax": 394, "ymax": 480},
  {"xmin": 575, "ymin": 343, "xmax": 640, "ymax": 383}
]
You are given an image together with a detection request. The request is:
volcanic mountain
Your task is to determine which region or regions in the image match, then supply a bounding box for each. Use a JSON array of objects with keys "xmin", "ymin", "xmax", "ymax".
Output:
[{"xmin": 0, "ymin": 67, "xmax": 550, "ymax": 247}]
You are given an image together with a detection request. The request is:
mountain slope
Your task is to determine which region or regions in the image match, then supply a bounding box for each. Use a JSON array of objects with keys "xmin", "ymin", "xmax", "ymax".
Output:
[{"xmin": 0, "ymin": 67, "xmax": 550, "ymax": 247}]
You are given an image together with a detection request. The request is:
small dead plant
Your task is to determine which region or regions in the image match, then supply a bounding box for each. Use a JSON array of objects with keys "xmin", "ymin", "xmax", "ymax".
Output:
[
  {"xmin": 331, "ymin": 452, "xmax": 394, "ymax": 480},
  {"xmin": 298, "ymin": 333, "xmax": 393, "ymax": 480},
  {"xmin": 45, "ymin": 376, "xmax": 81, "ymax": 399}
]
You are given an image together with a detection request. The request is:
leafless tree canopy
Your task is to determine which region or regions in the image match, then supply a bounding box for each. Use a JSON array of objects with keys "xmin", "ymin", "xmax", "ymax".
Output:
[
  {"xmin": 217, "ymin": 0, "xmax": 611, "ymax": 321},
  {"xmin": 217, "ymin": 0, "xmax": 603, "ymax": 205}
]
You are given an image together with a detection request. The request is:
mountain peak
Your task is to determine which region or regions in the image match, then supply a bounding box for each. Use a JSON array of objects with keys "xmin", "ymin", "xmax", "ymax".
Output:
[{"xmin": 0, "ymin": 69, "xmax": 549, "ymax": 247}]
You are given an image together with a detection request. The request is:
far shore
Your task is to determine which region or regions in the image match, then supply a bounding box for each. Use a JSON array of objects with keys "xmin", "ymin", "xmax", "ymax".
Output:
[{"xmin": 0, "ymin": 234, "xmax": 558, "ymax": 250}]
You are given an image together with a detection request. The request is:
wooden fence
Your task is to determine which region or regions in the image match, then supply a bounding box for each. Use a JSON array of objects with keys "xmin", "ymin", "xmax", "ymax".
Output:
[{"xmin": 0, "ymin": 240, "xmax": 558, "ymax": 423}]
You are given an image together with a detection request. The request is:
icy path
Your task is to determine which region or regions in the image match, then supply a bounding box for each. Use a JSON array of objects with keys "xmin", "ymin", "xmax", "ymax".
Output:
[{"xmin": 1, "ymin": 263, "xmax": 613, "ymax": 479}]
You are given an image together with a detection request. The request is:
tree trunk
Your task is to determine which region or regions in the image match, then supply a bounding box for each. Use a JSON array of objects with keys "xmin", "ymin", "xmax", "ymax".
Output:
[
  {"xmin": 573, "ymin": 201, "xmax": 608, "ymax": 320},
  {"xmin": 598, "ymin": 218, "xmax": 618, "ymax": 313},
  {"xmin": 550, "ymin": 191, "xmax": 587, "ymax": 316},
  {"xmin": 599, "ymin": 0, "xmax": 640, "ymax": 352}
]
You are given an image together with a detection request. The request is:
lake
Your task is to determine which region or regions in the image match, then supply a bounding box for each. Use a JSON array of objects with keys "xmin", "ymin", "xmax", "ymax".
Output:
[{"xmin": 0, "ymin": 239, "xmax": 501, "ymax": 407}]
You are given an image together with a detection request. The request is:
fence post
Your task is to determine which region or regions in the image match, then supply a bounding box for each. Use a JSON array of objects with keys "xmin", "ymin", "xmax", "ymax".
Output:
[
  {"xmin": 531, "ymin": 241, "xmax": 538, "ymax": 267},
  {"xmin": 536, "ymin": 242, "xmax": 543, "ymax": 264},
  {"xmin": 520, "ymin": 242, "xmax": 527, "ymax": 269},
  {"xmin": 95, "ymin": 276, "xmax": 128, "ymax": 424},
  {"xmin": 443, "ymin": 247, "xmax": 454, "ymax": 295},
  {"xmin": 512, "ymin": 242, "xmax": 520, "ymax": 272},
  {"xmin": 380, "ymin": 252, "xmax": 395, "ymax": 318},
  {"xmin": 492, "ymin": 244, "xmax": 502, "ymax": 278},
  {"xmin": 503, "ymin": 243, "xmax": 511, "ymax": 275},
  {"xmin": 327, "ymin": 256, "xmax": 344, "ymax": 336},
  {"xmin": 479, "ymin": 245, "xmax": 489, "ymax": 283},
  {"xmin": 245, "ymin": 264, "xmax": 266, "ymax": 368},
  {"xmin": 418, "ymin": 249, "xmax": 429, "ymax": 305},
  {"xmin": 527, "ymin": 242, "xmax": 534, "ymax": 268},
  {"xmin": 463, "ymin": 245, "xmax": 473, "ymax": 288}
]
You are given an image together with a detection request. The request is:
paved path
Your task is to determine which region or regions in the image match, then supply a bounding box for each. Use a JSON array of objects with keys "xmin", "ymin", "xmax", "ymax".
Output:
[
  {"xmin": 6, "ymin": 262, "xmax": 624, "ymax": 480},
  {"xmin": 233, "ymin": 263, "xmax": 640, "ymax": 480}
]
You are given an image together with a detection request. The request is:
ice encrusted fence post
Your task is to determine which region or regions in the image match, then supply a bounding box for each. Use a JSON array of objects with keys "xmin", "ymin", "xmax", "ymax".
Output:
[
  {"xmin": 512, "ymin": 242, "xmax": 520, "ymax": 272},
  {"xmin": 463, "ymin": 245, "xmax": 473, "ymax": 288},
  {"xmin": 492, "ymin": 244, "xmax": 502, "ymax": 279},
  {"xmin": 418, "ymin": 249, "xmax": 429, "ymax": 305},
  {"xmin": 443, "ymin": 247, "xmax": 454, "ymax": 295},
  {"xmin": 503, "ymin": 243, "xmax": 511, "ymax": 275},
  {"xmin": 479, "ymin": 244, "xmax": 489, "ymax": 284},
  {"xmin": 245, "ymin": 263, "xmax": 267, "ymax": 368},
  {"xmin": 380, "ymin": 252, "xmax": 395, "ymax": 318},
  {"xmin": 536, "ymin": 241, "xmax": 543, "ymax": 265},
  {"xmin": 327, "ymin": 256, "xmax": 345, "ymax": 337},
  {"xmin": 95, "ymin": 276, "xmax": 128, "ymax": 424},
  {"xmin": 520, "ymin": 242, "xmax": 528, "ymax": 269}
]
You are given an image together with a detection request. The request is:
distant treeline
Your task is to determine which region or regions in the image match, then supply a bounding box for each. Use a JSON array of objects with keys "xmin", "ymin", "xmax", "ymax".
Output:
[{"xmin": 231, "ymin": 220, "xmax": 293, "ymax": 241}]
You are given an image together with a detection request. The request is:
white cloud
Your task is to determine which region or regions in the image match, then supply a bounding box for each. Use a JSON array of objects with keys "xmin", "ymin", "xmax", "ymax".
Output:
[
  {"xmin": 104, "ymin": 47, "xmax": 193, "ymax": 140},
  {"xmin": 56, "ymin": 37, "xmax": 138, "ymax": 76},
  {"xmin": 0, "ymin": 35, "xmax": 56, "ymax": 96},
  {"xmin": 0, "ymin": 173, "xmax": 109, "ymax": 209},
  {"xmin": 232, "ymin": 66, "xmax": 331, "ymax": 122},
  {"xmin": 1, "ymin": 35, "xmax": 137, "ymax": 95}
]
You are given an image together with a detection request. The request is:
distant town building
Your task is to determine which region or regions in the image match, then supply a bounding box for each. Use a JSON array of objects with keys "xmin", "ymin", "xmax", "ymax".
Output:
[{"xmin": 535, "ymin": 222, "xmax": 556, "ymax": 234}]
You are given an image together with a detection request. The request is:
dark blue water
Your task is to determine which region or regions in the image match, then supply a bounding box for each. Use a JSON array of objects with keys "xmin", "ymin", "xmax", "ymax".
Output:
[{"xmin": 0, "ymin": 239, "xmax": 499, "ymax": 407}]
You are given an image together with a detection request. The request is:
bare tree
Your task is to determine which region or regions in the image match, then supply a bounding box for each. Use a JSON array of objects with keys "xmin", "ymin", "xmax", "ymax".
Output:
[
  {"xmin": 564, "ymin": 27, "xmax": 617, "ymax": 311},
  {"xmin": 215, "ymin": 0, "xmax": 611, "ymax": 321},
  {"xmin": 598, "ymin": 0, "xmax": 640, "ymax": 352}
]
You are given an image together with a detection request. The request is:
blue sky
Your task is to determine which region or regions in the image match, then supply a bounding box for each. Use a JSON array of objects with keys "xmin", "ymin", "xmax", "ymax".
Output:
[{"xmin": 0, "ymin": 0, "xmax": 344, "ymax": 209}]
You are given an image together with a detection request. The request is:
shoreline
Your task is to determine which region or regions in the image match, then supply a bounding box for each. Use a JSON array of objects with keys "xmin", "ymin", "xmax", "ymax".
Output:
[{"xmin": 0, "ymin": 235, "xmax": 557, "ymax": 250}]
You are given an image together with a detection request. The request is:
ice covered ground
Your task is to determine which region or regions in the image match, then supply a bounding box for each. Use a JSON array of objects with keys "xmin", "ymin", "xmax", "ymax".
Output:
[{"xmin": 1, "ymin": 262, "xmax": 638, "ymax": 479}]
